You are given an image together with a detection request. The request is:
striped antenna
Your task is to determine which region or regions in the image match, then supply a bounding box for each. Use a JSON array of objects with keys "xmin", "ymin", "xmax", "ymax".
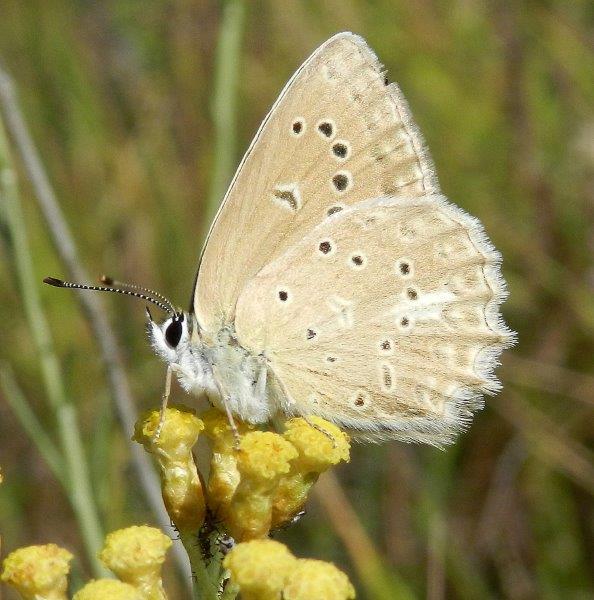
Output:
[
  {"xmin": 100, "ymin": 275, "xmax": 176, "ymax": 314},
  {"xmin": 43, "ymin": 277, "xmax": 175, "ymax": 316}
]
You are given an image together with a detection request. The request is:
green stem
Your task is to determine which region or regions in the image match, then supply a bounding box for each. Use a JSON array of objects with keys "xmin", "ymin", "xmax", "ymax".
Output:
[
  {"xmin": 0, "ymin": 363, "xmax": 67, "ymax": 488},
  {"xmin": 206, "ymin": 546, "xmax": 223, "ymax": 582},
  {"xmin": 204, "ymin": 0, "xmax": 246, "ymax": 240},
  {"xmin": 220, "ymin": 580, "xmax": 239, "ymax": 600},
  {"xmin": 180, "ymin": 531, "xmax": 219, "ymax": 600},
  {"xmin": 0, "ymin": 117, "xmax": 107, "ymax": 577},
  {"xmin": 206, "ymin": 533, "xmax": 231, "ymax": 598}
]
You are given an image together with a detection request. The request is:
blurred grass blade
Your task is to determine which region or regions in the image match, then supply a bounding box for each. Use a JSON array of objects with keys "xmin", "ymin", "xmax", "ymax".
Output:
[
  {"xmin": 0, "ymin": 362, "xmax": 66, "ymax": 488},
  {"xmin": 204, "ymin": 0, "xmax": 246, "ymax": 239},
  {"xmin": 502, "ymin": 354, "xmax": 594, "ymax": 407},
  {"xmin": 0, "ymin": 67, "xmax": 192, "ymax": 584},
  {"xmin": 426, "ymin": 512, "xmax": 446, "ymax": 600},
  {"xmin": 0, "ymin": 115, "xmax": 106, "ymax": 577},
  {"xmin": 314, "ymin": 473, "xmax": 415, "ymax": 600},
  {"xmin": 496, "ymin": 392, "xmax": 594, "ymax": 495}
]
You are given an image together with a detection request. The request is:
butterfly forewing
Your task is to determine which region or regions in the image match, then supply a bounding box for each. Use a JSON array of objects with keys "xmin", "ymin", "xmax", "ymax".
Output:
[
  {"xmin": 195, "ymin": 32, "xmax": 439, "ymax": 334},
  {"xmin": 234, "ymin": 196, "xmax": 514, "ymax": 445}
]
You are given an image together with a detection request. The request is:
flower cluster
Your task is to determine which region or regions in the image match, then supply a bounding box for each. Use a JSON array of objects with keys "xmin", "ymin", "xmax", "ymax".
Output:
[
  {"xmin": 0, "ymin": 526, "xmax": 170, "ymax": 600},
  {"xmin": 135, "ymin": 407, "xmax": 350, "ymax": 542},
  {"xmin": 134, "ymin": 406, "xmax": 353, "ymax": 596},
  {"xmin": 1, "ymin": 407, "xmax": 355, "ymax": 599},
  {"xmin": 224, "ymin": 539, "xmax": 356, "ymax": 600}
]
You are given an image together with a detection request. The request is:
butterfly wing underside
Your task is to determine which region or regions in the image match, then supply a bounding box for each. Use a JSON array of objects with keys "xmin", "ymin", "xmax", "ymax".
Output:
[
  {"xmin": 234, "ymin": 196, "xmax": 514, "ymax": 445},
  {"xmin": 194, "ymin": 32, "xmax": 439, "ymax": 336}
]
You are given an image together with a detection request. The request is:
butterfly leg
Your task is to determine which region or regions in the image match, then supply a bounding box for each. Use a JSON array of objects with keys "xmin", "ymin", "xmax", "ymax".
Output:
[
  {"xmin": 222, "ymin": 400, "xmax": 241, "ymax": 449},
  {"xmin": 155, "ymin": 362, "xmax": 196, "ymax": 439},
  {"xmin": 303, "ymin": 415, "xmax": 337, "ymax": 448},
  {"xmin": 211, "ymin": 364, "xmax": 241, "ymax": 448},
  {"xmin": 271, "ymin": 412, "xmax": 337, "ymax": 447},
  {"xmin": 154, "ymin": 364, "xmax": 173, "ymax": 440}
]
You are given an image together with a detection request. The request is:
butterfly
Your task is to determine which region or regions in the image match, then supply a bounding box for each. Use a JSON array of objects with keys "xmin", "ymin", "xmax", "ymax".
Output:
[{"xmin": 45, "ymin": 32, "xmax": 515, "ymax": 446}]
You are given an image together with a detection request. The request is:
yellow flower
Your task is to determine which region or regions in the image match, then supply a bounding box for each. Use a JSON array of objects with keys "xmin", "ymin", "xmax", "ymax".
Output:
[
  {"xmin": 134, "ymin": 406, "xmax": 205, "ymax": 532},
  {"xmin": 223, "ymin": 539, "xmax": 297, "ymax": 600},
  {"xmin": 282, "ymin": 417, "xmax": 350, "ymax": 471},
  {"xmin": 237, "ymin": 431, "xmax": 298, "ymax": 479},
  {"xmin": 283, "ymin": 559, "xmax": 356, "ymax": 600},
  {"xmin": 225, "ymin": 431, "xmax": 298, "ymax": 540},
  {"xmin": 1, "ymin": 544, "xmax": 73, "ymax": 600},
  {"xmin": 201, "ymin": 408, "xmax": 253, "ymax": 514},
  {"xmin": 73, "ymin": 579, "xmax": 143, "ymax": 600},
  {"xmin": 272, "ymin": 417, "xmax": 350, "ymax": 528},
  {"xmin": 99, "ymin": 526, "xmax": 171, "ymax": 600}
]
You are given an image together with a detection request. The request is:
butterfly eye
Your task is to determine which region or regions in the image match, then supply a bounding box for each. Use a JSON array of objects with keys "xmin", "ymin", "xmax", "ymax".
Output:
[{"xmin": 165, "ymin": 319, "xmax": 183, "ymax": 348}]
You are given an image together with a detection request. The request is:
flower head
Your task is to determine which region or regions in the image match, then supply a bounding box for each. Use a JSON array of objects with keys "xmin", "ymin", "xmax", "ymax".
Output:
[
  {"xmin": 225, "ymin": 431, "xmax": 298, "ymax": 540},
  {"xmin": 134, "ymin": 406, "xmax": 205, "ymax": 531},
  {"xmin": 1, "ymin": 544, "xmax": 73, "ymax": 600},
  {"xmin": 223, "ymin": 539, "xmax": 297, "ymax": 600},
  {"xmin": 272, "ymin": 417, "xmax": 350, "ymax": 528},
  {"xmin": 237, "ymin": 431, "xmax": 298, "ymax": 480},
  {"xmin": 202, "ymin": 408, "xmax": 253, "ymax": 512},
  {"xmin": 99, "ymin": 526, "xmax": 171, "ymax": 600},
  {"xmin": 282, "ymin": 417, "xmax": 350, "ymax": 471},
  {"xmin": 283, "ymin": 559, "xmax": 356, "ymax": 600},
  {"xmin": 202, "ymin": 408, "xmax": 253, "ymax": 447},
  {"xmin": 73, "ymin": 579, "xmax": 143, "ymax": 600},
  {"xmin": 133, "ymin": 405, "xmax": 204, "ymax": 462}
]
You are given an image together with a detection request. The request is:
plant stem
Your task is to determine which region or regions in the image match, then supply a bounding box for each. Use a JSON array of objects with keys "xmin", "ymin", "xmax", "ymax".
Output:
[
  {"xmin": 0, "ymin": 68, "xmax": 193, "ymax": 583},
  {"xmin": 0, "ymin": 363, "xmax": 67, "ymax": 488},
  {"xmin": 180, "ymin": 532, "xmax": 219, "ymax": 600},
  {"xmin": 205, "ymin": 0, "xmax": 246, "ymax": 240},
  {"xmin": 220, "ymin": 581, "xmax": 239, "ymax": 600},
  {"xmin": 0, "ymin": 117, "xmax": 107, "ymax": 577}
]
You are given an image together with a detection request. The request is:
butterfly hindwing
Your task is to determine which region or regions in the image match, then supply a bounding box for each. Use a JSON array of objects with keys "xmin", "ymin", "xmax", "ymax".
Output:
[
  {"xmin": 234, "ymin": 196, "xmax": 514, "ymax": 445},
  {"xmin": 195, "ymin": 32, "xmax": 439, "ymax": 335}
]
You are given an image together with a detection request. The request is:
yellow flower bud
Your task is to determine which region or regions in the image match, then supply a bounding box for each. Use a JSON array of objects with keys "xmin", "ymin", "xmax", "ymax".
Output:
[
  {"xmin": 134, "ymin": 406, "xmax": 205, "ymax": 531},
  {"xmin": 73, "ymin": 579, "xmax": 143, "ymax": 600},
  {"xmin": 99, "ymin": 526, "xmax": 171, "ymax": 600},
  {"xmin": 282, "ymin": 417, "xmax": 350, "ymax": 471},
  {"xmin": 201, "ymin": 408, "xmax": 253, "ymax": 515},
  {"xmin": 223, "ymin": 539, "xmax": 297, "ymax": 600},
  {"xmin": 1, "ymin": 544, "xmax": 72, "ymax": 600},
  {"xmin": 272, "ymin": 417, "xmax": 350, "ymax": 528},
  {"xmin": 226, "ymin": 431, "xmax": 298, "ymax": 540},
  {"xmin": 283, "ymin": 559, "xmax": 356, "ymax": 600}
]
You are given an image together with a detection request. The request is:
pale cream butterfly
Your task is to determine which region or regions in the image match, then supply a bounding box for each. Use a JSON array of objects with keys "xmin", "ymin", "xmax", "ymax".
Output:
[{"xmin": 46, "ymin": 32, "xmax": 515, "ymax": 446}]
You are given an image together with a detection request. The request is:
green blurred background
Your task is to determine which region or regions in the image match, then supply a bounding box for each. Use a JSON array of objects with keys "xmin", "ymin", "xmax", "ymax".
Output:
[{"xmin": 1, "ymin": 1, "xmax": 593, "ymax": 598}]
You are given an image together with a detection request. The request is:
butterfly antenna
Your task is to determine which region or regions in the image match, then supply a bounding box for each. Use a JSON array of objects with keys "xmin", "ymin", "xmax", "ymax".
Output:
[
  {"xmin": 100, "ymin": 275, "xmax": 176, "ymax": 314},
  {"xmin": 43, "ymin": 277, "xmax": 175, "ymax": 316}
]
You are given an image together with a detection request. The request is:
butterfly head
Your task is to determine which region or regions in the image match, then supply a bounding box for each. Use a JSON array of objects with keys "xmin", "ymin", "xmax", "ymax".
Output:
[
  {"xmin": 145, "ymin": 308, "xmax": 191, "ymax": 363},
  {"xmin": 43, "ymin": 274, "xmax": 193, "ymax": 363}
]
